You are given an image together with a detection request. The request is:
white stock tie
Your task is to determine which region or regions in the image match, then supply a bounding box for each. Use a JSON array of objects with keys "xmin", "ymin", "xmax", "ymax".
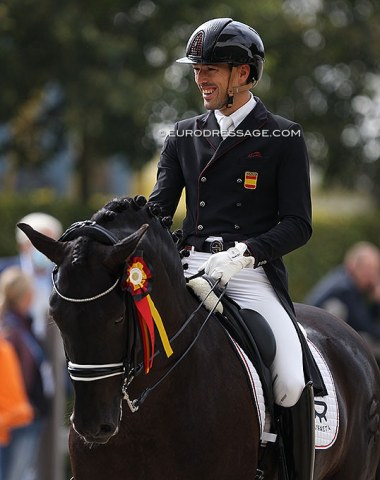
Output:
[{"xmin": 219, "ymin": 115, "xmax": 234, "ymax": 140}]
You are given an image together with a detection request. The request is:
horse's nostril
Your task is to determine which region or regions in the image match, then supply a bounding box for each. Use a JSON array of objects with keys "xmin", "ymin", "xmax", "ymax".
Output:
[
  {"xmin": 100, "ymin": 423, "xmax": 115, "ymax": 435},
  {"xmin": 81, "ymin": 423, "xmax": 117, "ymax": 444}
]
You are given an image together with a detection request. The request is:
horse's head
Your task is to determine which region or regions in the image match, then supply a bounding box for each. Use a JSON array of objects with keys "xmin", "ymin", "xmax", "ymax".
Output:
[{"xmin": 17, "ymin": 197, "xmax": 185, "ymax": 444}]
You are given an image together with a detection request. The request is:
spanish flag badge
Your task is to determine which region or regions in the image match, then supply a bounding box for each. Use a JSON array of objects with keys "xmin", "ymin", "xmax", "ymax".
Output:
[{"xmin": 244, "ymin": 171, "xmax": 258, "ymax": 190}]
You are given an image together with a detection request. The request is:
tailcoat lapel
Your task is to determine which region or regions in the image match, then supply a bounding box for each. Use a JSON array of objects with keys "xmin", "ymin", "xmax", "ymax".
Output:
[
  {"xmin": 195, "ymin": 99, "xmax": 269, "ymax": 174},
  {"xmin": 213, "ymin": 100, "xmax": 269, "ymax": 160},
  {"xmin": 197, "ymin": 111, "xmax": 222, "ymax": 151}
]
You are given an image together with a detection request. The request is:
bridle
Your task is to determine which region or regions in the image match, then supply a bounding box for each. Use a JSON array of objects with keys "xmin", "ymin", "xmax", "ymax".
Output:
[
  {"xmin": 53, "ymin": 220, "xmax": 225, "ymax": 412},
  {"xmin": 52, "ymin": 273, "xmax": 120, "ymax": 303},
  {"xmin": 53, "ymin": 221, "xmax": 126, "ymax": 383}
]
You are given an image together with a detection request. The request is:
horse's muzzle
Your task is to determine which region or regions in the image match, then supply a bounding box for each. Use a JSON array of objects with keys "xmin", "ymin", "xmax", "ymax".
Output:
[{"xmin": 71, "ymin": 413, "xmax": 119, "ymax": 445}]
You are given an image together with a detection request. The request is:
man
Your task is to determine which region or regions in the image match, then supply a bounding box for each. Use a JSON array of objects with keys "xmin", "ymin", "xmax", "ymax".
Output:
[
  {"xmin": 149, "ymin": 18, "xmax": 315, "ymax": 479},
  {"xmin": 305, "ymin": 241, "xmax": 380, "ymax": 363}
]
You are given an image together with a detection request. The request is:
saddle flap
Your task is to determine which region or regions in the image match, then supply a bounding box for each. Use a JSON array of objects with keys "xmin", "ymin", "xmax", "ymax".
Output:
[
  {"xmin": 239, "ymin": 309, "xmax": 276, "ymax": 368},
  {"xmin": 217, "ymin": 298, "xmax": 275, "ymax": 411}
]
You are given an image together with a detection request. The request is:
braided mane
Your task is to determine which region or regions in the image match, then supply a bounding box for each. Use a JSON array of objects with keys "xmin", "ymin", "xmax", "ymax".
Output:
[{"xmin": 91, "ymin": 195, "xmax": 176, "ymax": 235}]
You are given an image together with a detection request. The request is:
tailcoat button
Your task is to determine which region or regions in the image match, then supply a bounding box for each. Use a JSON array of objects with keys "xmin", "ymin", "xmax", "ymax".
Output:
[
  {"xmin": 200, "ymin": 201, "xmax": 206, "ymax": 207},
  {"xmin": 197, "ymin": 225, "xmax": 204, "ymax": 230},
  {"xmin": 201, "ymin": 177, "xmax": 207, "ymax": 182},
  {"xmin": 236, "ymin": 202, "xmax": 242, "ymax": 207},
  {"xmin": 236, "ymin": 178, "xmax": 243, "ymax": 183},
  {"xmin": 234, "ymin": 224, "xmax": 240, "ymax": 230}
]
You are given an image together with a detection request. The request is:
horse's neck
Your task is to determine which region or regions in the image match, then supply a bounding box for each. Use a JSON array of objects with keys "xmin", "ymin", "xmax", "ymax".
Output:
[{"xmin": 151, "ymin": 277, "xmax": 200, "ymax": 334}]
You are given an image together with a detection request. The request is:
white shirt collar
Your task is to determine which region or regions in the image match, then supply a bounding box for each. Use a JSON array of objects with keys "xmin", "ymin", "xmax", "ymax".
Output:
[{"xmin": 215, "ymin": 93, "xmax": 257, "ymax": 129}]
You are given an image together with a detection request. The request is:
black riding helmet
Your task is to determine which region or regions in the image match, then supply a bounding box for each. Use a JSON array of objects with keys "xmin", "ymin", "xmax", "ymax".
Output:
[{"xmin": 177, "ymin": 18, "xmax": 265, "ymax": 83}]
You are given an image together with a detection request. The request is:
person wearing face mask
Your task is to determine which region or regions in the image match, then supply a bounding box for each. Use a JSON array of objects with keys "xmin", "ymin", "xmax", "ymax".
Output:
[
  {"xmin": 149, "ymin": 18, "xmax": 322, "ymax": 479},
  {"xmin": 0, "ymin": 212, "xmax": 64, "ymax": 480},
  {"xmin": 0, "ymin": 213, "xmax": 62, "ymax": 341}
]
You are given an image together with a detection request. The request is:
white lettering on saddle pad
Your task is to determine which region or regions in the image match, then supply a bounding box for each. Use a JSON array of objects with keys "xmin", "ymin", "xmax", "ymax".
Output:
[
  {"xmin": 228, "ymin": 334, "xmax": 339, "ymax": 449},
  {"xmin": 308, "ymin": 339, "xmax": 339, "ymax": 449}
]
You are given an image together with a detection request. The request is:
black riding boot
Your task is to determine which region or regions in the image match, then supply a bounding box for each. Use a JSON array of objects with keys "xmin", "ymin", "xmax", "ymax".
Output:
[{"xmin": 276, "ymin": 381, "xmax": 315, "ymax": 480}]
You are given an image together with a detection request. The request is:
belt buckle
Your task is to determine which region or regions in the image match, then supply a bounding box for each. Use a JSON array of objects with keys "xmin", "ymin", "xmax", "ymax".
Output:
[{"xmin": 210, "ymin": 239, "xmax": 223, "ymax": 254}]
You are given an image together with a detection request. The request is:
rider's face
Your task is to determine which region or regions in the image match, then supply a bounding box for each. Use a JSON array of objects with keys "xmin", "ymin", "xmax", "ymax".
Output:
[{"xmin": 192, "ymin": 63, "xmax": 250, "ymax": 112}]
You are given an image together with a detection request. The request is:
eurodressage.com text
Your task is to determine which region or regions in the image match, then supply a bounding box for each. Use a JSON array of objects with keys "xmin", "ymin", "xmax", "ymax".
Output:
[{"xmin": 164, "ymin": 129, "xmax": 302, "ymax": 138}]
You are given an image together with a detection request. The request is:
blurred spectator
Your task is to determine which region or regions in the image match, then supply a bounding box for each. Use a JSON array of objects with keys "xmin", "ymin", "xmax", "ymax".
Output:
[
  {"xmin": 0, "ymin": 212, "xmax": 67, "ymax": 480},
  {"xmin": 305, "ymin": 241, "xmax": 380, "ymax": 363},
  {"xmin": 0, "ymin": 266, "xmax": 51, "ymax": 480},
  {"xmin": 0, "ymin": 333, "xmax": 34, "ymax": 475},
  {"xmin": 0, "ymin": 212, "xmax": 63, "ymax": 341}
]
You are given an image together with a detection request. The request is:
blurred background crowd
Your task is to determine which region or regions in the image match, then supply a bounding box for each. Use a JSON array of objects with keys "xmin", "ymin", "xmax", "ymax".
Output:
[{"xmin": 0, "ymin": 0, "xmax": 380, "ymax": 478}]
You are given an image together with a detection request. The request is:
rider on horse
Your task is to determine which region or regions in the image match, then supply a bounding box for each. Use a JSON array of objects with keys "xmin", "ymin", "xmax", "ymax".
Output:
[{"xmin": 149, "ymin": 18, "xmax": 316, "ymax": 479}]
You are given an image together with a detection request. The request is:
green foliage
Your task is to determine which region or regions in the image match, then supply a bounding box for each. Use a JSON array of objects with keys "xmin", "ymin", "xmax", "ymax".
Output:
[
  {"xmin": 1, "ymin": 0, "xmax": 380, "ymax": 202},
  {"xmin": 286, "ymin": 211, "xmax": 380, "ymax": 302}
]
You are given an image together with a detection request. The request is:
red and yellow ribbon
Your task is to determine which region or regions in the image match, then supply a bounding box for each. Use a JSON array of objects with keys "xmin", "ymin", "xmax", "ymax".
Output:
[{"xmin": 122, "ymin": 255, "xmax": 173, "ymax": 373}]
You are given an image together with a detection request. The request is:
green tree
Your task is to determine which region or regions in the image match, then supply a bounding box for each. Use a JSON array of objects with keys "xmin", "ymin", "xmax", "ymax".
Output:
[
  {"xmin": 267, "ymin": 0, "xmax": 380, "ymax": 201},
  {"xmin": 0, "ymin": 0, "xmax": 379, "ymax": 202},
  {"xmin": 150, "ymin": 1, "xmax": 380, "ymax": 202}
]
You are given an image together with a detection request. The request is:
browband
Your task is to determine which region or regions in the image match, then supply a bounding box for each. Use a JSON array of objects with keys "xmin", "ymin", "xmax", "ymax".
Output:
[{"xmin": 58, "ymin": 220, "xmax": 119, "ymax": 245}]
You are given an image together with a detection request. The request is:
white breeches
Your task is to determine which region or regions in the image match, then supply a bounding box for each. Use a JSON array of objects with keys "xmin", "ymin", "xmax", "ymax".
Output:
[{"xmin": 184, "ymin": 251, "xmax": 305, "ymax": 407}]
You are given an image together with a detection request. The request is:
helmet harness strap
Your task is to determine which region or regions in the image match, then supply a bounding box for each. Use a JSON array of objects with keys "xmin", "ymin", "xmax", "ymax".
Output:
[{"xmin": 222, "ymin": 66, "xmax": 255, "ymax": 109}]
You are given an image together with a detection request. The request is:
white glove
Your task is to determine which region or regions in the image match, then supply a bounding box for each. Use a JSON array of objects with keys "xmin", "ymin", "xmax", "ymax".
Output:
[{"xmin": 198, "ymin": 242, "xmax": 254, "ymax": 286}]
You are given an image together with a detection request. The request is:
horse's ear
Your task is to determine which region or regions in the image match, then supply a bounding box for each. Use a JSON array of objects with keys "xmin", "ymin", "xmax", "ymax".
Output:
[
  {"xmin": 17, "ymin": 223, "xmax": 68, "ymax": 266},
  {"xmin": 103, "ymin": 224, "xmax": 149, "ymax": 268}
]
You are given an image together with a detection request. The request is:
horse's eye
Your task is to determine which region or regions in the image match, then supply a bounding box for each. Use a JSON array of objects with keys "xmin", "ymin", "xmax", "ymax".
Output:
[{"xmin": 114, "ymin": 316, "xmax": 124, "ymax": 325}]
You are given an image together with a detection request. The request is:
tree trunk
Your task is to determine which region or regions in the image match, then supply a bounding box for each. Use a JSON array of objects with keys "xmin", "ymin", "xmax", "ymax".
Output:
[{"xmin": 76, "ymin": 131, "xmax": 90, "ymax": 203}]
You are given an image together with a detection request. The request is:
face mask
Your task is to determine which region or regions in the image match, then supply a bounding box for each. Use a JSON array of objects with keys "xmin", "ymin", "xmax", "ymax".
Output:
[{"xmin": 31, "ymin": 248, "xmax": 53, "ymax": 272}]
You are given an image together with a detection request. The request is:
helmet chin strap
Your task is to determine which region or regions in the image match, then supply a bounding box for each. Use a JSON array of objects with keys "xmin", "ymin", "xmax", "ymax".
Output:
[{"xmin": 220, "ymin": 66, "xmax": 255, "ymax": 110}]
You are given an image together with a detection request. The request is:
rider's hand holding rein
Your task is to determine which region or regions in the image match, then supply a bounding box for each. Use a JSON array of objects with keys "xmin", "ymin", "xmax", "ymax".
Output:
[{"xmin": 199, "ymin": 242, "xmax": 254, "ymax": 286}]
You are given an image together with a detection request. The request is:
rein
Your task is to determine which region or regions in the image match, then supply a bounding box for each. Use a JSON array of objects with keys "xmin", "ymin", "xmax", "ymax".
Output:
[
  {"xmin": 54, "ymin": 221, "xmax": 225, "ymax": 408},
  {"xmin": 123, "ymin": 278, "xmax": 225, "ymax": 412}
]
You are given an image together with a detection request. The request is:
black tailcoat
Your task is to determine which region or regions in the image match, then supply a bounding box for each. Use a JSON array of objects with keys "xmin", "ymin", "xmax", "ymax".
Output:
[{"xmin": 150, "ymin": 98, "xmax": 325, "ymax": 394}]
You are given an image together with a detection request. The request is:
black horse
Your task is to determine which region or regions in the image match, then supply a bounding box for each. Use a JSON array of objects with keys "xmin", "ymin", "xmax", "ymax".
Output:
[{"xmin": 18, "ymin": 196, "xmax": 380, "ymax": 479}]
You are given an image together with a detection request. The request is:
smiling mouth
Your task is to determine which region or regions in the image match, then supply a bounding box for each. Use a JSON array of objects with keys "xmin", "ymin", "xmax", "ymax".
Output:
[{"xmin": 200, "ymin": 86, "xmax": 216, "ymax": 99}]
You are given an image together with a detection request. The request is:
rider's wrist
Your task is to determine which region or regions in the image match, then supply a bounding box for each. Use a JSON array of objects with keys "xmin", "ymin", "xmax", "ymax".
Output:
[{"xmin": 242, "ymin": 243, "xmax": 252, "ymax": 257}]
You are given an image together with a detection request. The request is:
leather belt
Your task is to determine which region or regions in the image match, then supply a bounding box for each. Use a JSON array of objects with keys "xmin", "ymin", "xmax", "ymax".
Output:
[{"xmin": 184, "ymin": 239, "xmax": 236, "ymax": 254}]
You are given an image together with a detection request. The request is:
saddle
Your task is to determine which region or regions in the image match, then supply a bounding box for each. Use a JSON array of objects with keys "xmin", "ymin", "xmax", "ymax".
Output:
[
  {"xmin": 187, "ymin": 276, "xmax": 276, "ymax": 413},
  {"xmin": 218, "ymin": 297, "xmax": 276, "ymax": 409}
]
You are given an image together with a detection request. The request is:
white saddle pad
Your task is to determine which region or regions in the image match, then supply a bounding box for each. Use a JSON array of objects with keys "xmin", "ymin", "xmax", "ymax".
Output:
[
  {"xmin": 229, "ymin": 335, "xmax": 339, "ymax": 449},
  {"xmin": 308, "ymin": 339, "xmax": 339, "ymax": 449}
]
